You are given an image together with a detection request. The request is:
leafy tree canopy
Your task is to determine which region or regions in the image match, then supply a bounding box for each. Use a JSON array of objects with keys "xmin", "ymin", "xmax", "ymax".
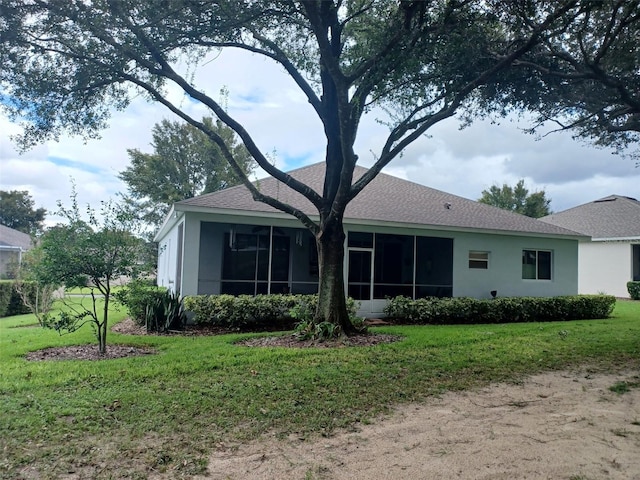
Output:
[
  {"xmin": 119, "ymin": 116, "xmax": 254, "ymax": 229},
  {"xmin": 506, "ymin": 0, "xmax": 640, "ymax": 157},
  {"xmin": 1, "ymin": 0, "xmax": 637, "ymax": 333},
  {"xmin": 0, "ymin": 190, "xmax": 46, "ymax": 235},
  {"xmin": 478, "ymin": 180, "xmax": 551, "ymax": 218}
]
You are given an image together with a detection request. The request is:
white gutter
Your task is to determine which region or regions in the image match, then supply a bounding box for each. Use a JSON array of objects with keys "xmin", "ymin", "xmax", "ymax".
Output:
[{"xmin": 591, "ymin": 236, "xmax": 640, "ymax": 242}]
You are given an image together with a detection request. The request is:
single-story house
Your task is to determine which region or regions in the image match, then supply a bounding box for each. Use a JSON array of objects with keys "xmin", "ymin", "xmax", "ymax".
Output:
[
  {"xmin": 155, "ymin": 163, "xmax": 586, "ymax": 317},
  {"xmin": 0, "ymin": 224, "xmax": 32, "ymax": 279},
  {"xmin": 541, "ymin": 195, "xmax": 640, "ymax": 298}
]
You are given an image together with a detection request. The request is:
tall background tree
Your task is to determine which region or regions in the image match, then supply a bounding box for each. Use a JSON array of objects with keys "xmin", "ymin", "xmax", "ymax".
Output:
[
  {"xmin": 1, "ymin": 1, "xmax": 637, "ymax": 334},
  {"xmin": 0, "ymin": 190, "xmax": 46, "ymax": 235},
  {"xmin": 119, "ymin": 116, "xmax": 254, "ymax": 229},
  {"xmin": 478, "ymin": 180, "xmax": 552, "ymax": 218}
]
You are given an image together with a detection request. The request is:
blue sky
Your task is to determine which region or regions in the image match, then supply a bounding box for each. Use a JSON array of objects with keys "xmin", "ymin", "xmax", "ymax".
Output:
[
  {"xmin": 47, "ymin": 156, "xmax": 105, "ymax": 175},
  {"xmin": 1, "ymin": 49, "xmax": 638, "ymax": 227}
]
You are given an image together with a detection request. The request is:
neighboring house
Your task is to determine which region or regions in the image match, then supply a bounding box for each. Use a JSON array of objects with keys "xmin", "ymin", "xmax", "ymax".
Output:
[
  {"xmin": 155, "ymin": 163, "xmax": 586, "ymax": 317},
  {"xmin": 541, "ymin": 195, "xmax": 640, "ymax": 298},
  {"xmin": 0, "ymin": 224, "xmax": 32, "ymax": 279}
]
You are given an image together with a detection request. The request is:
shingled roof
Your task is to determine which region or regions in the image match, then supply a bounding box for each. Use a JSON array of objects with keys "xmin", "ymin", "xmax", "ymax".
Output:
[
  {"xmin": 541, "ymin": 195, "xmax": 640, "ymax": 239},
  {"xmin": 174, "ymin": 163, "xmax": 583, "ymax": 238},
  {"xmin": 0, "ymin": 224, "xmax": 32, "ymax": 250}
]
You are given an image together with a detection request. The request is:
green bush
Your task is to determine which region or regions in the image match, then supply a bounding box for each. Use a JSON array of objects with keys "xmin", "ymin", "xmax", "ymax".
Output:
[
  {"xmin": 144, "ymin": 290, "xmax": 187, "ymax": 333},
  {"xmin": 0, "ymin": 280, "xmax": 35, "ymax": 317},
  {"xmin": 628, "ymin": 281, "xmax": 640, "ymax": 300},
  {"xmin": 183, "ymin": 294, "xmax": 291, "ymax": 330},
  {"xmin": 183, "ymin": 294, "xmax": 361, "ymax": 332},
  {"xmin": 291, "ymin": 296, "xmax": 364, "ymax": 339},
  {"xmin": 113, "ymin": 280, "xmax": 167, "ymax": 325},
  {"xmin": 384, "ymin": 294, "xmax": 616, "ymax": 325}
]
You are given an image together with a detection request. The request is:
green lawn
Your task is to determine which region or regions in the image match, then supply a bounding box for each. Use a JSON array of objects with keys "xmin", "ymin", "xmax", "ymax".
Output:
[
  {"xmin": 63, "ymin": 285, "xmax": 125, "ymax": 295},
  {"xmin": 1, "ymin": 300, "xmax": 639, "ymax": 479}
]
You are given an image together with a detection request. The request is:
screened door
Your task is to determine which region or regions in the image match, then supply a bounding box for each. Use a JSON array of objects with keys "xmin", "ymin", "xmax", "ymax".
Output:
[{"xmin": 348, "ymin": 249, "xmax": 372, "ymax": 301}]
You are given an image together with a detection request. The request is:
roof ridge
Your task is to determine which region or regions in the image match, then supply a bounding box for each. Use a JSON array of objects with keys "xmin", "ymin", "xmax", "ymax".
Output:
[
  {"xmin": 540, "ymin": 193, "xmax": 640, "ymax": 238},
  {"xmin": 592, "ymin": 194, "xmax": 640, "ymax": 204}
]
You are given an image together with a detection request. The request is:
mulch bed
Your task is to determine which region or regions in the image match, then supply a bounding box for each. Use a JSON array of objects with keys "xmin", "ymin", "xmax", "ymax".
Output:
[
  {"xmin": 111, "ymin": 318, "xmax": 296, "ymax": 336},
  {"xmin": 112, "ymin": 318, "xmax": 401, "ymax": 348},
  {"xmin": 25, "ymin": 344, "xmax": 156, "ymax": 362},
  {"xmin": 25, "ymin": 318, "xmax": 400, "ymax": 361},
  {"xmin": 236, "ymin": 333, "xmax": 401, "ymax": 348}
]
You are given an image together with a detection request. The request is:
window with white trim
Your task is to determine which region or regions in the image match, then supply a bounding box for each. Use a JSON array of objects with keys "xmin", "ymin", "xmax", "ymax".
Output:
[
  {"xmin": 469, "ymin": 251, "xmax": 489, "ymax": 269},
  {"xmin": 522, "ymin": 249, "xmax": 552, "ymax": 280}
]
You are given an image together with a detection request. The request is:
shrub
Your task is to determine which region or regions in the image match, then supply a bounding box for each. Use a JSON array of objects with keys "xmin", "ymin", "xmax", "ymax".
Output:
[
  {"xmin": 183, "ymin": 294, "xmax": 362, "ymax": 333},
  {"xmin": 0, "ymin": 280, "xmax": 35, "ymax": 317},
  {"xmin": 183, "ymin": 294, "xmax": 297, "ymax": 330},
  {"xmin": 144, "ymin": 290, "xmax": 187, "ymax": 333},
  {"xmin": 384, "ymin": 294, "xmax": 616, "ymax": 325},
  {"xmin": 628, "ymin": 281, "xmax": 640, "ymax": 300},
  {"xmin": 291, "ymin": 296, "xmax": 364, "ymax": 340},
  {"xmin": 113, "ymin": 280, "xmax": 185, "ymax": 332},
  {"xmin": 113, "ymin": 280, "xmax": 167, "ymax": 325},
  {"xmin": 13, "ymin": 280, "xmax": 56, "ymax": 326}
]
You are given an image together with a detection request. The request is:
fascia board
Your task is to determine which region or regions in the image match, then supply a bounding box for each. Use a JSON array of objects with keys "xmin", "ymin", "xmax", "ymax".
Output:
[
  {"xmin": 153, "ymin": 205, "xmax": 180, "ymax": 242},
  {"xmin": 174, "ymin": 204, "xmax": 589, "ymax": 241},
  {"xmin": 591, "ymin": 236, "xmax": 640, "ymax": 242},
  {"xmin": 341, "ymin": 218, "xmax": 589, "ymax": 241}
]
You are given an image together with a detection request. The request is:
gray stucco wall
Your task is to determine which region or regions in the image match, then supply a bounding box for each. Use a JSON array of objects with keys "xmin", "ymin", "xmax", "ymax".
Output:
[
  {"xmin": 156, "ymin": 221, "xmax": 180, "ymax": 291},
  {"xmin": 451, "ymin": 231, "xmax": 579, "ymax": 299},
  {"xmin": 343, "ymin": 224, "xmax": 579, "ymax": 316},
  {"xmin": 157, "ymin": 212, "xmax": 580, "ymax": 311}
]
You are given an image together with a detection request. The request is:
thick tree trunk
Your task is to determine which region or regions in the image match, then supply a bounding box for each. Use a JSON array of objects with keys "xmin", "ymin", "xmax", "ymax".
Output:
[{"xmin": 315, "ymin": 217, "xmax": 358, "ymax": 335}]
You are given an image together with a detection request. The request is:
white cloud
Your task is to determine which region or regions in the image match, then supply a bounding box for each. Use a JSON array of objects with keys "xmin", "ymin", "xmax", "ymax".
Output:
[
  {"xmin": 357, "ymin": 114, "xmax": 639, "ymax": 212},
  {"xmin": 1, "ymin": 48, "xmax": 638, "ymax": 229}
]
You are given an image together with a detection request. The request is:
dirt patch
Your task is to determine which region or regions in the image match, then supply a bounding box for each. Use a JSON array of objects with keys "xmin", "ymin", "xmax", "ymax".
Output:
[
  {"xmin": 111, "ymin": 317, "xmax": 148, "ymax": 335},
  {"xmin": 25, "ymin": 344, "xmax": 156, "ymax": 361},
  {"xmin": 205, "ymin": 368, "xmax": 640, "ymax": 480}
]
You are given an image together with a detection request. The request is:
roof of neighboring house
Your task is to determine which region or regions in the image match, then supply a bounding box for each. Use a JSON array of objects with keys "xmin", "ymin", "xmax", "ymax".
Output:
[
  {"xmin": 541, "ymin": 195, "xmax": 640, "ymax": 240},
  {"xmin": 0, "ymin": 224, "xmax": 32, "ymax": 250},
  {"xmin": 167, "ymin": 163, "xmax": 584, "ymax": 239}
]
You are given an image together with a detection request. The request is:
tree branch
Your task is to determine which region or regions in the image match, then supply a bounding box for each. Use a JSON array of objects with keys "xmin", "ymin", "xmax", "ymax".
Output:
[
  {"xmin": 112, "ymin": 10, "xmax": 326, "ymax": 213},
  {"xmin": 352, "ymin": 0, "xmax": 581, "ymax": 197},
  {"xmin": 121, "ymin": 73, "xmax": 320, "ymax": 234}
]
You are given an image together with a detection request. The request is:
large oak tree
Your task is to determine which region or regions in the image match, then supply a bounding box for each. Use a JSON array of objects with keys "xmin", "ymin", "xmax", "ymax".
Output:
[
  {"xmin": 1, "ymin": 1, "xmax": 636, "ymax": 334},
  {"xmin": 509, "ymin": 0, "xmax": 640, "ymax": 155}
]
